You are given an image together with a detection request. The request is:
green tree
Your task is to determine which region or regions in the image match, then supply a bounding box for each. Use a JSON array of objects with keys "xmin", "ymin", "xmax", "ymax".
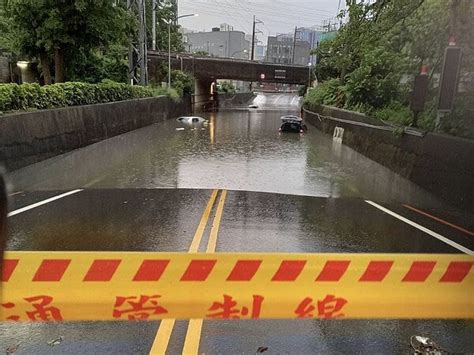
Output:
[
  {"xmin": 309, "ymin": 0, "xmax": 474, "ymax": 133},
  {"xmin": 0, "ymin": 0, "xmax": 14, "ymax": 52},
  {"xmin": 6, "ymin": 0, "xmax": 132, "ymax": 83},
  {"xmin": 146, "ymin": 0, "xmax": 184, "ymax": 52}
]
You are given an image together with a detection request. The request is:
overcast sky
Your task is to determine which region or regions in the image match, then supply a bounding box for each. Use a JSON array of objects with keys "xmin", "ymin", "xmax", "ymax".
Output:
[{"xmin": 178, "ymin": 0, "xmax": 343, "ymax": 41}]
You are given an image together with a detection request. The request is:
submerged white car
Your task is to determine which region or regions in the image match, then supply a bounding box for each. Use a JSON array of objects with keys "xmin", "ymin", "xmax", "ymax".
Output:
[{"xmin": 176, "ymin": 116, "xmax": 207, "ymax": 124}]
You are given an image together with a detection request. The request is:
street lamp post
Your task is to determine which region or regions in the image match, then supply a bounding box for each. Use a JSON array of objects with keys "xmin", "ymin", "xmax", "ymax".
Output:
[
  {"xmin": 307, "ymin": 63, "xmax": 313, "ymax": 93},
  {"xmin": 166, "ymin": 13, "xmax": 198, "ymax": 88}
]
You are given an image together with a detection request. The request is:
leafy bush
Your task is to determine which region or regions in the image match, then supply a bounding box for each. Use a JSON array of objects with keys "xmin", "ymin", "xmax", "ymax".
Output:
[
  {"xmin": 66, "ymin": 47, "xmax": 129, "ymax": 84},
  {"xmin": 0, "ymin": 81, "xmax": 175, "ymax": 113},
  {"xmin": 373, "ymin": 102, "xmax": 413, "ymax": 126},
  {"xmin": 165, "ymin": 88, "xmax": 180, "ymax": 102},
  {"xmin": 170, "ymin": 70, "xmax": 194, "ymax": 97},
  {"xmin": 303, "ymin": 79, "xmax": 346, "ymax": 111},
  {"xmin": 216, "ymin": 81, "xmax": 236, "ymax": 94},
  {"xmin": 298, "ymin": 85, "xmax": 307, "ymax": 97},
  {"xmin": 345, "ymin": 47, "xmax": 404, "ymax": 111}
]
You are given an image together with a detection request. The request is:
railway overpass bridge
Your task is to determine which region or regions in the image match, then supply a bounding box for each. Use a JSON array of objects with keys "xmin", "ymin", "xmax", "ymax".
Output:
[{"xmin": 148, "ymin": 51, "xmax": 310, "ymax": 109}]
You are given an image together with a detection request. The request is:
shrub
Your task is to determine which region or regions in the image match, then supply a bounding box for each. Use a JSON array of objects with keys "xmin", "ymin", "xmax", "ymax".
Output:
[
  {"xmin": 344, "ymin": 47, "xmax": 404, "ymax": 111},
  {"xmin": 373, "ymin": 102, "xmax": 413, "ymax": 126},
  {"xmin": 0, "ymin": 81, "xmax": 178, "ymax": 113},
  {"xmin": 170, "ymin": 70, "xmax": 194, "ymax": 97},
  {"xmin": 303, "ymin": 79, "xmax": 346, "ymax": 111}
]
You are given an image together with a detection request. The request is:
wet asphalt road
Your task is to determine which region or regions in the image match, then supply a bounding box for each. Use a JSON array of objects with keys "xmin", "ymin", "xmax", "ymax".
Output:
[{"xmin": 2, "ymin": 93, "xmax": 474, "ymax": 354}]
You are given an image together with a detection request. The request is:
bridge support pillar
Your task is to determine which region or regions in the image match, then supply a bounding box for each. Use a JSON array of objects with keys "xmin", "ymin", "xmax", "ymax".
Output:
[{"xmin": 194, "ymin": 77, "xmax": 215, "ymax": 112}]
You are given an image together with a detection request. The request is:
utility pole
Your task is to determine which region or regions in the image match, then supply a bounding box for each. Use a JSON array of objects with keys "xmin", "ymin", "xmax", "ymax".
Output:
[
  {"xmin": 152, "ymin": 0, "xmax": 157, "ymax": 51},
  {"xmin": 292, "ymin": 26, "xmax": 298, "ymax": 64},
  {"xmin": 251, "ymin": 15, "xmax": 256, "ymax": 61},
  {"xmin": 168, "ymin": 22, "xmax": 172, "ymax": 88},
  {"xmin": 127, "ymin": 0, "xmax": 148, "ymax": 85},
  {"xmin": 138, "ymin": 0, "xmax": 147, "ymax": 85},
  {"xmin": 251, "ymin": 15, "xmax": 263, "ymax": 61}
]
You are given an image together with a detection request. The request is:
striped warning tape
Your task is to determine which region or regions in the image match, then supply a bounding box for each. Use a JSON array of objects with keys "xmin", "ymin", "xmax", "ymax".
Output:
[
  {"xmin": 3, "ymin": 256, "xmax": 472, "ymax": 283},
  {"xmin": 1, "ymin": 252, "xmax": 473, "ymax": 320}
]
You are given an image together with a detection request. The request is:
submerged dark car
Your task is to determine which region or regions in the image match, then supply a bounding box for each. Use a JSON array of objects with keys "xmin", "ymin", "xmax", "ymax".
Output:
[{"xmin": 279, "ymin": 115, "xmax": 308, "ymax": 133}]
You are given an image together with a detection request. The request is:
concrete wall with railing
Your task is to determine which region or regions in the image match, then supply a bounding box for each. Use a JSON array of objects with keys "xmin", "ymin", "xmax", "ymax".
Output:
[
  {"xmin": 304, "ymin": 105, "xmax": 474, "ymax": 213},
  {"xmin": 0, "ymin": 95, "xmax": 191, "ymax": 171}
]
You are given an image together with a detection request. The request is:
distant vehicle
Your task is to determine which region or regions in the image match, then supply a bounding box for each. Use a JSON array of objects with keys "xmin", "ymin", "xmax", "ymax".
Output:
[
  {"xmin": 176, "ymin": 116, "xmax": 207, "ymax": 124},
  {"xmin": 279, "ymin": 115, "xmax": 308, "ymax": 134},
  {"xmin": 248, "ymin": 104, "xmax": 258, "ymax": 109}
]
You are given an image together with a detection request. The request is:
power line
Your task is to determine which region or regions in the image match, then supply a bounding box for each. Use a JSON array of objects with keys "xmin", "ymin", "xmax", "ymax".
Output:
[
  {"xmin": 179, "ymin": 5, "xmax": 329, "ymax": 28},
  {"xmin": 180, "ymin": 5, "xmax": 326, "ymax": 29},
  {"xmin": 180, "ymin": 0, "xmax": 333, "ymax": 22},
  {"xmin": 230, "ymin": 0, "xmax": 336, "ymax": 16}
]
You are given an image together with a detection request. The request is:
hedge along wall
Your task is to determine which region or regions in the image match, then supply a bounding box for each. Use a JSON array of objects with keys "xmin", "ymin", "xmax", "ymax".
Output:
[
  {"xmin": 303, "ymin": 106, "xmax": 474, "ymax": 214},
  {"xmin": 0, "ymin": 81, "xmax": 175, "ymax": 113},
  {"xmin": 0, "ymin": 95, "xmax": 192, "ymax": 171}
]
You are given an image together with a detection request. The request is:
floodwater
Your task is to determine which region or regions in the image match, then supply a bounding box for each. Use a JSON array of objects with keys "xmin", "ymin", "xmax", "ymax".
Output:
[
  {"xmin": 9, "ymin": 93, "xmax": 446, "ymax": 211},
  {"xmin": 3, "ymin": 93, "xmax": 473, "ymax": 354}
]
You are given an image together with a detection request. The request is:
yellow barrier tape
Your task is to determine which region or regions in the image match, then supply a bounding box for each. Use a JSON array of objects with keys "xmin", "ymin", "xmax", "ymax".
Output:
[{"xmin": 1, "ymin": 252, "xmax": 473, "ymax": 321}]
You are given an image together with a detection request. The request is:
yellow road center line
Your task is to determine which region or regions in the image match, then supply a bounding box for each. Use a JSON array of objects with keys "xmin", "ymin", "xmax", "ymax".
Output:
[
  {"xmin": 149, "ymin": 189, "xmax": 219, "ymax": 355},
  {"xmin": 206, "ymin": 190, "xmax": 227, "ymax": 253},
  {"xmin": 149, "ymin": 319, "xmax": 176, "ymax": 355},
  {"xmin": 181, "ymin": 319, "xmax": 203, "ymax": 355},
  {"xmin": 189, "ymin": 189, "xmax": 219, "ymax": 253},
  {"xmin": 182, "ymin": 190, "xmax": 227, "ymax": 355}
]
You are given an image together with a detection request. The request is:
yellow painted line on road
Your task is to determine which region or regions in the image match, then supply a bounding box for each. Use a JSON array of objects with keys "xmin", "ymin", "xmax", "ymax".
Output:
[
  {"xmin": 189, "ymin": 190, "xmax": 219, "ymax": 253},
  {"xmin": 182, "ymin": 190, "xmax": 227, "ymax": 355},
  {"xmin": 149, "ymin": 189, "xmax": 219, "ymax": 355},
  {"xmin": 206, "ymin": 190, "xmax": 227, "ymax": 253},
  {"xmin": 150, "ymin": 318, "xmax": 175, "ymax": 355}
]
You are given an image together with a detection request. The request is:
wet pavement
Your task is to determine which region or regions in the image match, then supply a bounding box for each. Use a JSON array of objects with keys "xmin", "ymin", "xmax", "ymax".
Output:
[{"xmin": 2, "ymin": 93, "xmax": 474, "ymax": 354}]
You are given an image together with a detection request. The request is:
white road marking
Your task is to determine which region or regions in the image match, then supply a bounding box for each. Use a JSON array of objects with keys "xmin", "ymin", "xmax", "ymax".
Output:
[
  {"xmin": 274, "ymin": 95, "xmax": 283, "ymax": 105},
  {"xmin": 253, "ymin": 95, "xmax": 265, "ymax": 105},
  {"xmin": 8, "ymin": 189, "xmax": 83, "ymax": 217},
  {"xmin": 82, "ymin": 176, "xmax": 106, "ymax": 188},
  {"xmin": 365, "ymin": 200, "xmax": 473, "ymax": 255}
]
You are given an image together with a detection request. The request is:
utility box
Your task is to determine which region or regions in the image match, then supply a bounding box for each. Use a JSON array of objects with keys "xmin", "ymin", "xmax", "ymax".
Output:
[{"xmin": 438, "ymin": 46, "xmax": 462, "ymax": 112}]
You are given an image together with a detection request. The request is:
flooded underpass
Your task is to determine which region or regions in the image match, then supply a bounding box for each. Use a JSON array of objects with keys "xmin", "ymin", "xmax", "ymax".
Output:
[{"xmin": 2, "ymin": 93, "xmax": 473, "ymax": 353}]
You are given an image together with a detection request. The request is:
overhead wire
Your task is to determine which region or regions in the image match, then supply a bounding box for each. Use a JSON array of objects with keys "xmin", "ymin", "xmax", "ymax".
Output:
[
  {"xmin": 225, "ymin": 0, "xmax": 336, "ymax": 16},
  {"xmin": 180, "ymin": 0, "xmax": 334, "ymax": 23},
  {"xmin": 179, "ymin": 8, "xmax": 321, "ymax": 30},
  {"xmin": 179, "ymin": 3, "xmax": 328, "ymax": 29},
  {"xmin": 226, "ymin": 0, "xmax": 271, "ymax": 40}
]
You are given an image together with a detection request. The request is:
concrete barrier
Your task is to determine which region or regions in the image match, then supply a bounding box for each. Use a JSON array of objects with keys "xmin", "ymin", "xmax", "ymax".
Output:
[
  {"xmin": 0, "ymin": 95, "xmax": 191, "ymax": 171},
  {"xmin": 304, "ymin": 105, "xmax": 474, "ymax": 213}
]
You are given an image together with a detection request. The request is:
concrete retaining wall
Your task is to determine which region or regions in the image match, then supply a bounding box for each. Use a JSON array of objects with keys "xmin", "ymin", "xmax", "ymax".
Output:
[
  {"xmin": 0, "ymin": 95, "xmax": 191, "ymax": 171},
  {"xmin": 304, "ymin": 105, "xmax": 474, "ymax": 213}
]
